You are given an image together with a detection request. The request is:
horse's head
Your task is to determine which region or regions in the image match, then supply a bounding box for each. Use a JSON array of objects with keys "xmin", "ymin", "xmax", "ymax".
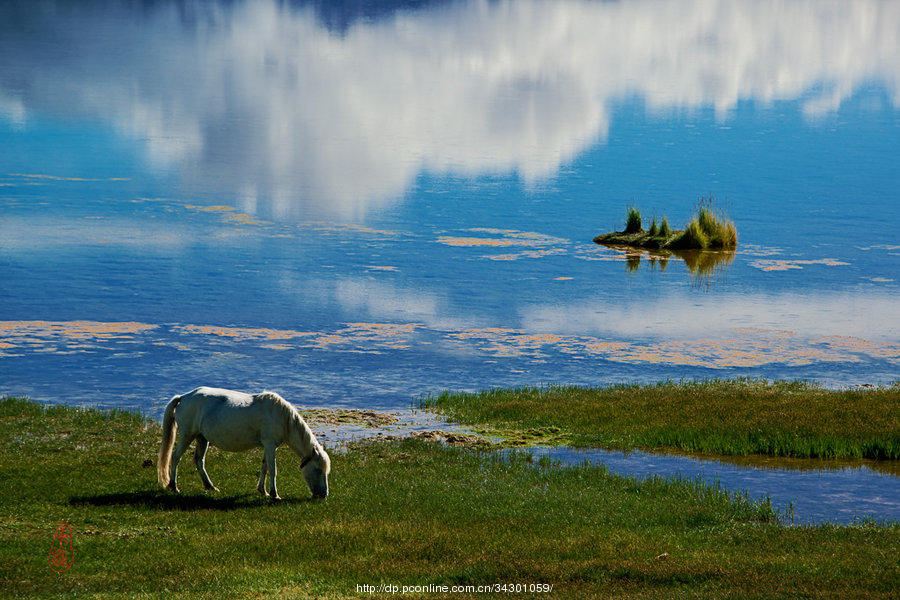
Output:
[{"xmin": 301, "ymin": 446, "xmax": 330, "ymax": 499}]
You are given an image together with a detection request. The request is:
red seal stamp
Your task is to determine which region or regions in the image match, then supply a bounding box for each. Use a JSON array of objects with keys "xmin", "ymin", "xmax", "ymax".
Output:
[{"xmin": 48, "ymin": 523, "xmax": 74, "ymax": 573}]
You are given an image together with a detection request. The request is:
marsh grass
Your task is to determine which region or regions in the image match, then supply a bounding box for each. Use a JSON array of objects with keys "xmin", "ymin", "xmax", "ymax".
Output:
[
  {"xmin": 2, "ymin": 396, "xmax": 899, "ymax": 599},
  {"xmin": 658, "ymin": 216, "xmax": 671, "ymax": 237},
  {"xmin": 422, "ymin": 379, "xmax": 900, "ymax": 460},
  {"xmin": 670, "ymin": 202, "xmax": 738, "ymax": 249},
  {"xmin": 595, "ymin": 200, "xmax": 737, "ymax": 250},
  {"xmin": 669, "ymin": 218, "xmax": 709, "ymax": 249},
  {"xmin": 624, "ymin": 206, "xmax": 642, "ymax": 234}
]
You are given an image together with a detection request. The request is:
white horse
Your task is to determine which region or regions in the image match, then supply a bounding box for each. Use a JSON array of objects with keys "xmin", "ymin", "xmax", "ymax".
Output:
[{"xmin": 157, "ymin": 387, "xmax": 330, "ymax": 499}]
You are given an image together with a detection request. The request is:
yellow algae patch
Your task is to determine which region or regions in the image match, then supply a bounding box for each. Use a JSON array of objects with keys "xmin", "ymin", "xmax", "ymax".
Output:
[
  {"xmin": 9, "ymin": 173, "xmax": 130, "ymax": 182},
  {"xmin": 447, "ymin": 328, "xmax": 569, "ymax": 359},
  {"xmin": 740, "ymin": 245, "xmax": 783, "ymax": 257},
  {"xmin": 0, "ymin": 321, "xmax": 158, "ymax": 355},
  {"xmin": 468, "ymin": 228, "xmax": 564, "ymax": 242},
  {"xmin": 858, "ymin": 244, "xmax": 900, "ymax": 252},
  {"xmin": 750, "ymin": 258, "xmax": 850, "ymax": 271},
  {"xmin": 578, "ymin": 340, "xmax": 630, "ymax": 354},
  {"xmin": 438, "ymin": 237, "xmax": 522, "ymax": 247},
  {"xmin": 731, "ymin": 327, "xmax": 794, "ymax": 338},
  {"xmin": 182, "ymin": 204, "xmax": 268, "ymax": 226},
  {"xmin": 225, "ymin": 212, "xmax": 265, "ymax": 226},
  {"xmin": 467, "ymin": 228, "xmax": 518, "ymax": 235},
  {"xmin": 185, "ymin": 205, "xmax": 237, "ymax": 212},
  {"xmin": 174, "ymin": 325, "xmax": 317, "ymax": 342},
  {"xmin": 261, "ymin": 344, "xmax": 294, "ymax": 351},
  {"xmin": 343, "ymin": 323, "xmax": 420, "ymax": 335},
  {"xmin": 310, "ymin": 323, "xmax": 422, "ymax": 352},
  {"xmin": 589, "ymin": 333, "xmax": 893, "ymax": 368},
  {"xmin": 442, "ymin": 325, "xmax": 898, "ymax": 369},
  {"xmin": 438, "ymin": 229, "xmax": 567, "ymax": 248},
  {"xmin": 813, "ymin": 336, "xmax": 900, "ymax": 360},
  {"xmin": 489, "ymin": 248, "xmax": 567, "ymax": 261},
  {"xmin": 450, "ymin": 327, "xmax": 520, "ymax": 340},
  {"xmin": 575, "ymin": 243, "xmax": 649, "ymax": 263},
  {"xmin": 314, "ymin": 334, "xmax": 346, "ymax": 348},
  {"xmin": 0, "ymin": 320, "xmax": 156, "ymax": 339},
  {"xmin": 5, "ymin": 317, "xmax": 897, "ymax": 371},
  {"xmin": 518, "ymin": 333, "xmax": 565, "ymax": 344},
  {"xmin": 311, "ymin": 222, "xmax": 401, "ymax": 237}
]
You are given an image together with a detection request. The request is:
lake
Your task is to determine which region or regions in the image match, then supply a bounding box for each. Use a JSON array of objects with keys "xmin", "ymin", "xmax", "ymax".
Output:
[{"xmin": 1, "ymin": 0, "xmax": 898, "ymax": 521}]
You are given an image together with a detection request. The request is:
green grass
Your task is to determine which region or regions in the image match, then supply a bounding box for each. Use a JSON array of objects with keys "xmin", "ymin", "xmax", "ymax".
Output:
[
  {"xmin": 658, "ymin": 216, "xmax": 672, "ymax": 237},
  {"xmin": 595, "ymin": 201, "xmax": 738, "ymax": 250},
  {"xmin": 624, "ymin": 206, "xmax": 642, "ymax": 234},
  {"xmin": 669, "ymin": 204, "xmax": 738, "ymax": 250},
  {"xmin": 2, "ymin": 396, "xmax": 899, "ymax": 599},
  {"xmin": 422, "ymin": 379, "xmax": 900, "ymax": 460}
]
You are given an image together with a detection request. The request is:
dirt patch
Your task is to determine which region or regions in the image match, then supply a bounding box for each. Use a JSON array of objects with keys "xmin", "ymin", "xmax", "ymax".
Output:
[
  {"xmin": 301, "ymin": 408, "xmax": 400, "ymax": 428},
  {"xmin": 389, "ymin": 430, "xmax": 493, "ymax": 449}
]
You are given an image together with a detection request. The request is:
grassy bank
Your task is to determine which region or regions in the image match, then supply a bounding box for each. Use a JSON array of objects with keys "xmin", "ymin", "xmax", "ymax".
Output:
[
  {"xmin": 2, "ymin": 396, "xmax": 899, "ymax": 599},
  {"xmin": 422, "ymin": 379, "xmax": 900, "ymax": 460},
  {"xmin": 595, "ymin": 203, "xmax": 737, "ymax": 250}
]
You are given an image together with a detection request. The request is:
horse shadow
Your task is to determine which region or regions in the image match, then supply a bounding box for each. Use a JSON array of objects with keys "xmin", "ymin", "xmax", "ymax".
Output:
[{"xmin": 69, "ymin": 489, "xmax": 315, "ymax": 511}]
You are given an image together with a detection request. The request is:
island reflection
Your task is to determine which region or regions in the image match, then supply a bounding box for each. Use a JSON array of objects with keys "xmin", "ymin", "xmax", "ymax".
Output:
[{"xmin": 614, "ymin": 246, "xmax": 736, "ymax": 279}]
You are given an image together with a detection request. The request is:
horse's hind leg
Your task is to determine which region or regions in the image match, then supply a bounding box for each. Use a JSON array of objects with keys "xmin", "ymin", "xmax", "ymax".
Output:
[
  {"xmin": 193, "ymin": 435, "xmax": 218, "ymax": 492},
  {"xmin": 257, "ymin": 456, "xmax": 268, "ymax": 496},
  {"xmin": 168, "ymin": 434, "xmax": 195, "ymax": 493}
]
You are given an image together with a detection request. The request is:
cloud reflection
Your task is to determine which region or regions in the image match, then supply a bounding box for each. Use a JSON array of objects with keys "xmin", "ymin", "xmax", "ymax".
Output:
[
  {"xmin": 521, "ymin": 292, "xmax": 900, "ymax": 342},
  {"xmin": 1, "ymin": 0, "xmax": 898, "ymax": 218}
]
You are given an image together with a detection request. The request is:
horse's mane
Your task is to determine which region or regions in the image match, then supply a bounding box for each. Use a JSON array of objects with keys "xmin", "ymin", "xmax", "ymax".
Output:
[{"xmin": 254, "ymin": 391, "xmax": 324, "ymax": 464}]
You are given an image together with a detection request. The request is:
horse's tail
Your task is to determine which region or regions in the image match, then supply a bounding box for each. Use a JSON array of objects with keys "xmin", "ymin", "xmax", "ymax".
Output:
[{"xmin": 157, "ymin": 394, "xmax": 182, "ymax": 488}]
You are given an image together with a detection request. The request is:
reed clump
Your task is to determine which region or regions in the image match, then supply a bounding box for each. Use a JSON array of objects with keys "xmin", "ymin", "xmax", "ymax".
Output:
[
  {"xmin": 624, "ymin": 206, "xmax": 642, "ymax": 234},
  {"xmin": 670, "ymin": 203, "xmax": 738, "ymax": 249},
  {"xmin": 594, "ymin": 198, "xmax": 737, "ymax": 250}
]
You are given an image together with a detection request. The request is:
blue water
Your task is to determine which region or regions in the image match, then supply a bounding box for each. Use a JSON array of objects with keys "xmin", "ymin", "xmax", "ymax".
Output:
[
  {"xmin": 1, "ymin": 0, "xmax": 898, "ymax": 521},
  {"xmin": 519, "ymin": 445, "xmax": 900, "ymax": 525}
]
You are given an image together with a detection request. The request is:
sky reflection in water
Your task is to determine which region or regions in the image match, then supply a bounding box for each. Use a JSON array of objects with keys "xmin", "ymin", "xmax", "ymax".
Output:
[
  {"xmin": 2, "ymin": 0, "xmax": 899, "ymax": 218},
  {"xmin": 1, "ymin": 0, "xmax": 899, "ymax": 522}
]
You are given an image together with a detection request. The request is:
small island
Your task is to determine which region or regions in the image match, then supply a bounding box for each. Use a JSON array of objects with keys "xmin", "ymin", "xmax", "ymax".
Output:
[{"xmin": 594, "ymin": 203, "xmax": 737, "ymax": 250}]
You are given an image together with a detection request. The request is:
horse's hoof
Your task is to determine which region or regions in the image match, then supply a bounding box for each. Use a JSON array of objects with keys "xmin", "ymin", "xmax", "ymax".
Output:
[
  {"xmin": 257, "ymin": 488, "xmax": 268, "ymax": 496},
  {"xmin": 271, "ymin": 495, "xmax": 282, "ymax": 502}
]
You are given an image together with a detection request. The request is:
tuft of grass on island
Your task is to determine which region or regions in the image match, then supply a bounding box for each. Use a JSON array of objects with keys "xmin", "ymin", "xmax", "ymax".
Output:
[
  {"xmin": 422, "ymin": 379, "xmax": 900, "ymax": 460},
  {"xmin": 3, "ymin": 394, "xmax": 899, "ymax": 599},
  {"xmin": 594, "ymin": 201, "xmax": 738, "ymax": 250}
]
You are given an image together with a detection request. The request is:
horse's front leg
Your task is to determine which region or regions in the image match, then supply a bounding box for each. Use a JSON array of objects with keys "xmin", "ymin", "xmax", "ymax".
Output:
[
  {"xmin": 193, "ymin": 435, "xmax": 219, "ymax": 492},
  {"xmin": 263, "ymin": 441, "xmax": 280, "ymax": 500},
  {"xmin": 257, "ymin": 455, "xmax": 268, "ymax": 496}
]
